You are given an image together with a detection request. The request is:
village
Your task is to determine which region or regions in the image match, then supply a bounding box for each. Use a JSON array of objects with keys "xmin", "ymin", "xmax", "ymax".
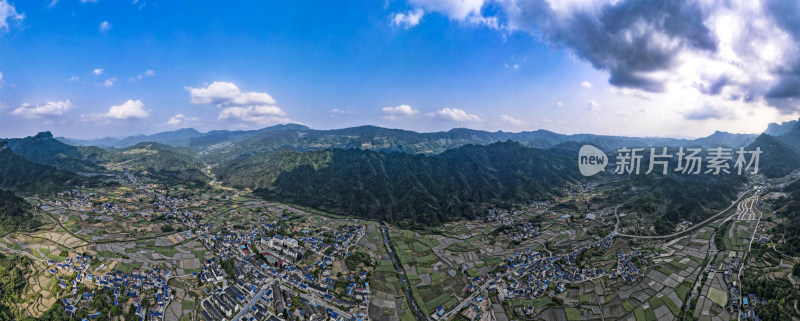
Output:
[{"xmin": 0, "ymin": 169, "xmax": 786, "ymax": 321}]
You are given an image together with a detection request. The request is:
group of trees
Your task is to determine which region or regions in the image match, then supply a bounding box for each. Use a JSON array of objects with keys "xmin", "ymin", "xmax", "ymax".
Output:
[
  {"xmin": 222, "ymin": 258, "xmax": 236, "ymax": 279},
  {"xmin": 0, "ymin": 188, "xmax": 41, "ymax": 235},
  {"xmin": 714, "ymin": 221, "xmax": 733, "ymax": 252},
  {"xmin": 0, "ymin": 254, "xmax": 30, "ymax": 320},
  {"xmin": 770, "ymin": 179, "xmax": 800, "ymax": 256},
  {"xmin": 741, "ymin": 272, "xmax": 800, "ymax": 321},
  {"xmin": 344, "ymin": 251, "xmax": 374, "ymax": 271}
]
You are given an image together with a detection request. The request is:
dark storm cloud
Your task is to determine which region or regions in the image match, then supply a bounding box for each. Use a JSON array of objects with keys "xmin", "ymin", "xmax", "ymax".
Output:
[
  {"xmin": 509, "ymin": 0, "xmax": 717, "ymax": 93},
  {"xmin": 766, "ymin": 72, "xmax": 800, "ymax": 99},
  {"xmin": 764, "ymin": 0, "xmax": 800, "ymax": 41},
  {"xmin": 699, "ymin": 75, "xmax": 730, "ymax": 96},
  {"xmin": 763, "ymin": 0, "xmax": 800, "ymax": 109}
]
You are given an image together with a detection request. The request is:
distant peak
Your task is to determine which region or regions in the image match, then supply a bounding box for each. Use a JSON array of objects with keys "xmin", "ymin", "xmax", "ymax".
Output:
[
  {"xmin": 259, "ymin": 123, "xmax": 310, "ymax": 131},
  {"xmin": 765, "ymin": 118, "xmax": 800, "ymax": 136},
  {"xmin": 33, "ymin": 131, "xmax": 54, "ymax": 140}
]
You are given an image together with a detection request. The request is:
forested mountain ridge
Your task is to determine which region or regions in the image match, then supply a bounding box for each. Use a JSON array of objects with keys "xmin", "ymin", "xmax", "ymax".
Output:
[
  {"xmin": 100, "ymin": 142, "xmax": 210, "ymax": 185},
  {"xmin": 0, "ymin": 141, "xmax": 87, "ymax": 195},
  {"xmin": 2, "ymin": 132, "xmax": 101, "ymax": 172},
  {"xmin": 240, "ymin": 141, "xmax": 585, "ymax": 227}
]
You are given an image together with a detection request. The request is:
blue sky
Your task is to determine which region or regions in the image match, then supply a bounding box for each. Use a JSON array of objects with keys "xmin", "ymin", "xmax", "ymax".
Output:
[{"xmin": 1, "ymin": 0, "xmax": 799, "ymax": 139}]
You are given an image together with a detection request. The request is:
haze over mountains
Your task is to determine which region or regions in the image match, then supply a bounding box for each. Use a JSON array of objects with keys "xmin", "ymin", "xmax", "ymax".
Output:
[{"xmin": 57, "ymin": 124, "xmax": 760, "ymax": 156}]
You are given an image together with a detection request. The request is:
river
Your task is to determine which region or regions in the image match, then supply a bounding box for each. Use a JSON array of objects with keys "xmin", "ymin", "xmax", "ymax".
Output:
[{"xmin": 380, "ymin": 223, "xmax": 428, "ymax": 321}]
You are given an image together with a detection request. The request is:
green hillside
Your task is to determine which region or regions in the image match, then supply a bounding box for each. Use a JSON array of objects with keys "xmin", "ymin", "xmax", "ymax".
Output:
[
  {"xmin": 0, "ymin": 189, "xmax": 41, "ymax": 235},
  {"xmin": 3, "ymin": 132, "xmax": 101, "ymax": 172},
  {"xmin": 0, "ymin": 141, "xmax": 86, "ymax": 194},
  {"xmin": 102, "ymin": 142, "xmax": 209, "ymax": 185},
  {"xmin": 224, "ymin": 141, "xmax": 584, "ymax": 227}
]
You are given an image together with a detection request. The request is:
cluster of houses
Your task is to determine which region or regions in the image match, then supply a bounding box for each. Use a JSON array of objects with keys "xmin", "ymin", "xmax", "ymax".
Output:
[
  {"xmin": 199, "ymin": 251, "xmax": 371, "ymax": 321},
  {"xmin": 485, "ymin": 209, "xmax": 540, "ymax": 242},
  {"xmin": 54, "ymin": 188, "xmax": 93, "ymax": 209},
  {"xmin": 295, "ymin": 225, "xmax": 365, "ymax": 257},
  {"xmin": 469, "ymin": 234, "xmax": 641, "ymax": 304},
  {"xmin": 485, "ymin": 209, "xmax": 523, "ymax": 226},
  {"xmin": 740, "ymin": 293, "xmax": 765, "ymax": 320},
  {"xmin": 608, "ymin": 251, "xmax": 647, "ymax": 284},
  {"xmin": 196, "ymin": 221, "xmax": 372, "ymax": 321},
  {"xmin": 722, "ymin": 257, "xmax": 744, "ymax": 313},
  {"xmin": 52, "ymin": 254, "xmax": 173, "ymax": 321},
  {"xmin": 456, "ymin": 296, "xmax": 494, "ymax": 321}
]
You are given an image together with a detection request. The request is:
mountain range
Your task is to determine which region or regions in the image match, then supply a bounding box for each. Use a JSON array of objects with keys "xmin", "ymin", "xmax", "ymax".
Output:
[
  {"xmin": 58, "ymin": 124, "xmax": 759, "ymax": 159},
  {"xmin": 1, "ymin": 119, "xmax": 798, "ymax": 230}
]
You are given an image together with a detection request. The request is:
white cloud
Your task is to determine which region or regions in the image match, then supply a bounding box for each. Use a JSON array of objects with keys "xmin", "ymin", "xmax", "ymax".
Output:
[
  {"xmin": 166, "ymin": 114, "xmax": 198, "ymax": 126},
  {"xmin": 218, "ymin": 105, "xmax": 289, "ymax": 124},
  {"xmin": 92, "ymin": 68, "xmax": 104, "ymax": 76},
  {"xmin": 69, "ymin": 75, "xmax": 79, "ymax": 81},
  {"xmin": 407, "ymin": 0, "xmax": 485, "ymax": 20},
  {"xmin": 106, "ymin": 100, "xmax": 149, "ymax": 119},
  {"xmin": 581, "ymin": 81, "xmax": 593, "ymax": 89},
  {"xmin": 493, "ymin": 0, "xmax": 800, "ymax": 117},
  {"xmin": 466, "ymin": 14, "xmax": 501, "ymax": 29},
  {"xmin": 130, "ymin": 69, "xmax": 155, "ymax": 81},
  {"xmin": 0, "ymin": 0, "xmax": 23, "ymax": 31},
  {"xmin": 185, "ymin": 81, "xmax": 276, "ymax": 106},
  {"xmin": 99, "ymin": 21, "xmax": 111, "ymax": 32},
  {"xmin": 330, "ymin": 108, "xmax": 353, "ymax": 116},
  {"xmin": 587, "ymin": 100, "xmax": 599, "ymax": 111},
  {"xmin": 186, "ymin": 81, "xmax": 292, "ymax": 125},
  {"xmin": 501, "ymin": 114, "xmax": 523, "ymax": 125},
  {"xmin": 381, "ymin": 104, "xmax": 419, "ymax": 119},
  {"xmin": 80, "ymin": 0, "xmax": 98, "ymax": 3},
  {"xmin": 0, "ymin": 71, "xmax": 3, "ymax": 88},
  {"xmin": 391, "ymin": 8, "xmax": 424, "ymax": 29},
  {"xmin": 434, "ymin": 108, "xmax": 482, "ymax": 122},
  {"xmin": 103, "ymin": 78, "xmax": 116, "ymax": 88},
  {"xmin": 392, "ymin": 0, "xmax": 498, "ymax": 29},
  {"xmin": 11, "ymin": 99, "xmax": 73, "ymax": 117},
  {"xmin": 557, "ymin": 101, "xmax": 564, "ymax": 107},
  {"xmin": 610, "ymin": 87, "xmax": 652, "ymax": 100},
  {"xmin": 395, "ymin": 0, "xmax": 800, "ymax": 125}
]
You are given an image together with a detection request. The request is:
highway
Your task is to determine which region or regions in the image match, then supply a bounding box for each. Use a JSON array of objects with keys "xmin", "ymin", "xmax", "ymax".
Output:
[
  {"xmin": 735, "ymin": 195, "xmax": 760, "ymax": 220},
  {"xmin": 735, "ymin": 194, "xmax": 763, "ymax": 320},
  {"xmin": 616, "ymin": 188, "xmax": 754, "ymax": 240}
]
